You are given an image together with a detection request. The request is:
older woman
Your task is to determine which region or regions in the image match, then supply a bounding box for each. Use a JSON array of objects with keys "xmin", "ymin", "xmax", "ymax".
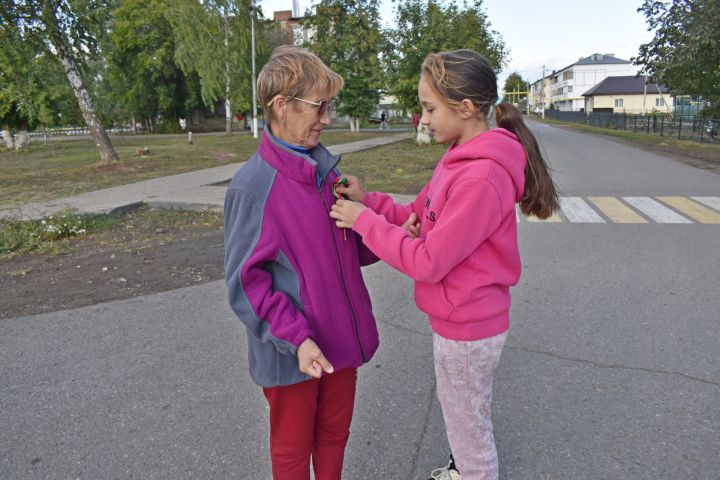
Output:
[{"xmin": 223, "ymin": 46, "xmax": 380, "ymax": 480}]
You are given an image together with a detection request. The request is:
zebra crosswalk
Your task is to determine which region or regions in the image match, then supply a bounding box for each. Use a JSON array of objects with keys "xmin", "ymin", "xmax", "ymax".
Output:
[{"xmin": 520, "ymin": 196, "xmax": 720, "ymax": 224}]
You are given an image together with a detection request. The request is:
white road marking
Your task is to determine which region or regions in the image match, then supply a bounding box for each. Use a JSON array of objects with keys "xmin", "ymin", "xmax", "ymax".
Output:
[
  {"xmin": 622, "ymin": 197, "xmax": 692, "ymax": 223},
  {"xmin": 560, "ymin": 197, "xmax": 605, "ymax": 223},
  {"xmin": 691, "ymin": 196, "xmax": 720, "ymax": 212}
]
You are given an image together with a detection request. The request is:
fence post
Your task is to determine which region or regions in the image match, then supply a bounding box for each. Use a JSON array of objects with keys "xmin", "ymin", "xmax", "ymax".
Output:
[
  {"xmin": 700, "ymin": 117, "xmax": 705, "ymax": 144},
  {"xmin": 678, "ymin": 116, "xmax": 682, "ymax": 139},
  {"xmin": 660, "ymin": 117, "xmax": 664, "ymax": 136},
  {"xmin": 634, "ymin": 116, "xmax": 637, "ymax": 132},
  {"xmin": 646, "ymin": 116, "xmax": 650, "ymax": 134}
]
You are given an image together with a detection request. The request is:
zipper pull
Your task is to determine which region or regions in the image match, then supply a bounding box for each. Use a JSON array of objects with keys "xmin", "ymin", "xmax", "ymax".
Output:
[{"xmin": 343, "ymin": 228, "xmax": 347, "ymax": 241}]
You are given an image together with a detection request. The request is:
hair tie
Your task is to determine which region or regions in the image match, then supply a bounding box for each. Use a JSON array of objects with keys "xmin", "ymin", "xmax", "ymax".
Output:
[{"xmin": 494, "ymin": 97, "xmax": 502, "ymax": 106}]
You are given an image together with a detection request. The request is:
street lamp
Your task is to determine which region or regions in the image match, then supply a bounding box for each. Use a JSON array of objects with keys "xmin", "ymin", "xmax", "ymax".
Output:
[{"xmin": 251, "ymin": 0, "xmax": 258, "ymax": 139}]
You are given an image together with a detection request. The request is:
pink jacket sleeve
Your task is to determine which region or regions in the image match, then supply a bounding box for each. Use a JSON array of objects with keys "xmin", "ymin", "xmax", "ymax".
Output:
[
  {"xmin": 363, "ymin": 183, "xmax": 429, "ymax": 226},
  {"xmin": 353, "ymin": 179, "xmax": 502, "ymax": 284}
]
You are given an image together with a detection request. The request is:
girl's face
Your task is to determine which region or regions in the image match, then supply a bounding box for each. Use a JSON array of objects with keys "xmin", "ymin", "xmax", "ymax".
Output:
[
  {"xmin": 418, "ymin": 76, "xmax": 465, "ymax": 144},
  {"xmin": 271, "ymin": 89, "xmax": 333, "ymax": 149},
  {"xmin": 417, "ymin": 76, "xmax": 488, "ymax": 145}
]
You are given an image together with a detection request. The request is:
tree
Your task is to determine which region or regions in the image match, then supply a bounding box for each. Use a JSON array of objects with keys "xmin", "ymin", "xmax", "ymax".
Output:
[
  {"xmin": 0, "ymin": 3, "xmax": 77, "ymax": 149},
  {"xmin": 634, "ymin": 0, "xmax": 720, "ymax": 116},
  {"xmin": 503, "ymin": 72, "xmax": 528, "ymax": 105},
  {"xmin": 0, "ymin": 51, "xmax": 72, "ymax": 149},
  {"xmin": 3, "ymin": 1, "xmax": 120, "ymax": 163},
  {"xmin": 503, "ymin": 72, "xmax": 528, "ymax": 94},
  {"xmin": 303, "ymin": 0, "xmax": 386, "ymax": 132},
  {"xmin": 0, "ymin": 14, "xmax": 42, "ymax": 149},
  {"xmin": 105, "ymin": 0, "xmax": 201, "ymax": 132},
  {"xmin": 166, "ymin": 0, "xmax": 255, "ymax": 135},
  {"xmin": 387, "ymin": 0, "xmax": 508, "ymax": 110}
]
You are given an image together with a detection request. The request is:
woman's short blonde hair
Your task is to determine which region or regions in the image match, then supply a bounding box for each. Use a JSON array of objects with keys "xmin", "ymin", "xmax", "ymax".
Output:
[{"xmin": 258, "ymin": 46, "xmax": 344, "ymax": 122}]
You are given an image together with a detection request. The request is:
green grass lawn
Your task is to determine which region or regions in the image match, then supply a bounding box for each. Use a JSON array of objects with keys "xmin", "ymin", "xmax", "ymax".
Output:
[
  {"xmin": 339, "ymin": 138, "xmax": 447, "ymax": 194},
  {"xmin": 0, "ymin": 130, "xmax": 390, "ymax": 205},
  {"xmin": 0, "ymin": 205, "xmax": 223, "ymax": 259},
  {"xmin": 1, "ymin": 135, "xmax": 447, "ymax": 258}
]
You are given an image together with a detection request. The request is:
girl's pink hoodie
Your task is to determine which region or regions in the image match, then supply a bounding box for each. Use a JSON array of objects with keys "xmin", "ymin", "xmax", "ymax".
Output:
[{"xmin": 352, "ymin": 128, "xmax": 526, "ymax": 341}]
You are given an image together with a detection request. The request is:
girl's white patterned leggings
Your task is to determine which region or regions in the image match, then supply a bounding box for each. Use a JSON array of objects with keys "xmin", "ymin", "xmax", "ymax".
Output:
[{"xmin": 433, "ymin": 330, "xmax": 508, "ymax": 480}]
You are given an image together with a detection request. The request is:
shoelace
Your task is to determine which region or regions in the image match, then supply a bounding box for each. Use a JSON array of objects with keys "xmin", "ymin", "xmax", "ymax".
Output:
[{"xmin": 430, "ymin": 466, "xmax": 458, "ymax": 480}]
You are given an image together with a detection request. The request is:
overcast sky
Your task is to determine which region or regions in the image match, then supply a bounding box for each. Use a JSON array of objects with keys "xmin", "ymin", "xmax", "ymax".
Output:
[{"xmin": 258, "ymin": 0, "xmax": 655, "ymax": 91}]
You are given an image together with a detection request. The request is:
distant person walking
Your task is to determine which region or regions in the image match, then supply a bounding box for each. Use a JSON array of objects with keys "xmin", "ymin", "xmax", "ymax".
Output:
[
  {"xmin": 379, "ymin": 110, "xmax": 388, "ymax": 130},
  {"xmin": 223, "ymin": 46, "xmax": 380, "ymax": 480},
  {"xmin": 411, "ymin": 111, "xmax": 421, "ymax": 130},
  {"xmin": 330, "ymin": 49, "xmax": 559, "ymax": 480}
]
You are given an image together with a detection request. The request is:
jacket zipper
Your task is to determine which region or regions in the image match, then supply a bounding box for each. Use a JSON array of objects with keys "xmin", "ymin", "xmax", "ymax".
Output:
[{"xmin": 318, "ymin": 181, "xmax": 367, "ymax": 363}]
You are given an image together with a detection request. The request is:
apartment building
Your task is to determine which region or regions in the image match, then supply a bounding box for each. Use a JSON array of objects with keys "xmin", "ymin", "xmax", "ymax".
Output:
[
  {"xmin": 529, "ymin": 76, "xmax": 553, "ymax": 111},
  {"xmin": 549, "ymin": 53, "xmax": 637, "ymax": 111}
]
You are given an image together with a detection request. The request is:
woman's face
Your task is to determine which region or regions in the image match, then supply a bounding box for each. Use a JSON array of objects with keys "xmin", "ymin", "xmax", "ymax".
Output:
[{"xmin": 271, "ymin": 89, "xmax": 334, "ymax": 149}]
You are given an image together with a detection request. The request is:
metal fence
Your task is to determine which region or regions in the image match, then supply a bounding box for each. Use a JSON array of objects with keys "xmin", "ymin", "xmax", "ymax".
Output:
[{"xmin": 543, "ymin": 110, "xmax": 719, "ymax": 144}]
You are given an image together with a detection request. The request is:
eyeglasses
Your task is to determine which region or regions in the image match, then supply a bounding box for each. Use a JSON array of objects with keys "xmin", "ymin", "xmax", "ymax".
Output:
[{"xmin": 287, "ymin": 96, "xmax": 336, "ymax": 116}]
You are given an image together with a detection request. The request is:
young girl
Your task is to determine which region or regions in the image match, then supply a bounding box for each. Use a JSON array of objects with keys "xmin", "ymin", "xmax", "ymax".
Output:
[{"xmin": 330, "ymin": 49, "xmax": 559, "ymax": 480}]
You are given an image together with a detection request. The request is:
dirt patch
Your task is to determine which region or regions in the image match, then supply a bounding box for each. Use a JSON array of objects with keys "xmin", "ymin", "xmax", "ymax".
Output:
[{"xmin": 1, "ymin": 215, "xmax": 225, "ymax": 320}]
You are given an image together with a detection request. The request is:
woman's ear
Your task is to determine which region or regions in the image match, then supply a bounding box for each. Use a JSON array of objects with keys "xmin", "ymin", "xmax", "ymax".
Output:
[
  {"xmin": 459, "ymin": 99, "xmax": 476, "ymax": 119},
  {"xmin": 269, "ymin": 95, "xmax": 288, "ymax": 124}
]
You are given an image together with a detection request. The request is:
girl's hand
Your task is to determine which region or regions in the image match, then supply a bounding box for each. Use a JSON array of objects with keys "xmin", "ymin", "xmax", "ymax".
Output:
[
  {"xmin": 330, "ymin": 199, "xmax": 367, "ymax": 228},
  {"xmin": 401, "ymin": 212, "xmax": 420, "ymax": 238},
  {"xmin": 335, "ymin": 174, "xmax": 366, "ymax": 202}
]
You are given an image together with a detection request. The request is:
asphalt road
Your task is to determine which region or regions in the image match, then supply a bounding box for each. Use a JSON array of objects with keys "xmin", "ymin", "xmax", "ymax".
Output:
[{"xmin": 1, "ymin": 122, "xmax": 719, "ymax": 479}]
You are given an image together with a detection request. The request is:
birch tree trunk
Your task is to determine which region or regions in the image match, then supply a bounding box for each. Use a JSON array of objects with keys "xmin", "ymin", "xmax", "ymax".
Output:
[
  {"xmin": 15, "ymin": 119, "xmax": 30, "ymax": 149},
  {"xmin": 349, "ymin": 116, "xmax": 356, "ymax": 132},
  {"xmin": 2, "ymin": 125, "xmax": 14, "ymax": 149},
  {"xmin": 44, "ymin": 7, "xmax": 119, "ymax": 164},
  {"xmin": 224, "ymin": 9, "xmax": 232, "ymax": 136},
  {"xmin": 15, "ymin": 131, "xmax": 30, "ymax": 149}
]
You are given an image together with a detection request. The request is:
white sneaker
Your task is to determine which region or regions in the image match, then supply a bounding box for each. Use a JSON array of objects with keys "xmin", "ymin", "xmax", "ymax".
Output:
[{"xmin": 429, "ymin": 454, "xmax": 461, "ymax": 480}]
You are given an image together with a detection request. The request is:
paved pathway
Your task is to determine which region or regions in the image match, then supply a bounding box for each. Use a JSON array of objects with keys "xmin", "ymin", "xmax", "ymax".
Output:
[{"xmin": 0, "ymin": 132, "xmax": 412, "ymax": 220}]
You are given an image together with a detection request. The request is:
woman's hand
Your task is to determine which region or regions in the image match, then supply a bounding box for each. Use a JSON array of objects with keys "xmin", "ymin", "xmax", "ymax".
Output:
[
  {"xmin": 330, "ymin": 199, "xmax": 367, "ymax": 229},
  {"xmin": 334, "ymin": 174, "xmax": 366, "ymax": 202},
  {"xmin": 297, "ymin": 338, "xmax": 334, "ymax": 378},
  {"xmin": 401, "ymin": 212, "xmax": 420, "ymax": 238}
]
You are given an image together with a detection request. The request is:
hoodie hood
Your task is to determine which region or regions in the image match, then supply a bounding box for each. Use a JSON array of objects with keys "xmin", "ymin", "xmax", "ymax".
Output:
[{"xmin": 443, "ymin": 128, "xmax": 526, "ymax": 202}]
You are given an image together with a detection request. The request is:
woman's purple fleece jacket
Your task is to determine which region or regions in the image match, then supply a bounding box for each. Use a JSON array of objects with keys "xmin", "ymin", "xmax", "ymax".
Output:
[{"xmin": 223, "ymin": 127, "xmax": 379, "ymax": 387}]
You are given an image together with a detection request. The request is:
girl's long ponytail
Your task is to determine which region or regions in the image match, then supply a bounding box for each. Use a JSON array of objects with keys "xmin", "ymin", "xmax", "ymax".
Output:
[{"xmin": 495, "ymin": 102, "xmax": 559, "ymax": 219}]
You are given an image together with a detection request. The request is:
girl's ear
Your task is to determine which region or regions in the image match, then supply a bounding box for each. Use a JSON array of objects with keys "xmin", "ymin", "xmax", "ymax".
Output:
[{"xmin": 459, "ymin": 99, "xmax": 476, "ymax": 119}]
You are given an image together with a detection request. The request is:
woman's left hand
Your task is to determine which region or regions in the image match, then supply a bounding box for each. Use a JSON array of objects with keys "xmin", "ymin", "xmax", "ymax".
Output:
[{"xmin": 330, "ymin": 199, "xmax": 367, "ymax": 228}]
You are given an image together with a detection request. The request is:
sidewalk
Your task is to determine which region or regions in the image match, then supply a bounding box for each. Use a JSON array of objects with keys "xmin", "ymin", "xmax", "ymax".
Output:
[{"xmin": 0, "ymin": 132, "xmax": 412, "ymax": 220}]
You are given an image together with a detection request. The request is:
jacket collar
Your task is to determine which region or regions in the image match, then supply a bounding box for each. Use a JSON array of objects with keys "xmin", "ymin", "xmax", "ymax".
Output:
[{"xmin": 258, "ymin": 125, "xmax": 340, "ymax": 185}]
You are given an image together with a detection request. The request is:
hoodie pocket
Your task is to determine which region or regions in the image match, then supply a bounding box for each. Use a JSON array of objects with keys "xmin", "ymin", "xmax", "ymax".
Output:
[{"xmin": 414, "ymin": 279, "xmax": 454, "ymax": 321}]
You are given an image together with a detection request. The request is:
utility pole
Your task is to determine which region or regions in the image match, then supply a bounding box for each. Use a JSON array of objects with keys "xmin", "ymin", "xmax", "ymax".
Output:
[
  {"xmin": 251, "ymin": 0, "xmax": 258, "ymax": 139},
  {"xmin": 642, "ymin": 73, "xmax": 648, "ymax": 115},
  {"xmin": 540, "ymin": 65, "xmax": 546, "ymax": 119}
]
